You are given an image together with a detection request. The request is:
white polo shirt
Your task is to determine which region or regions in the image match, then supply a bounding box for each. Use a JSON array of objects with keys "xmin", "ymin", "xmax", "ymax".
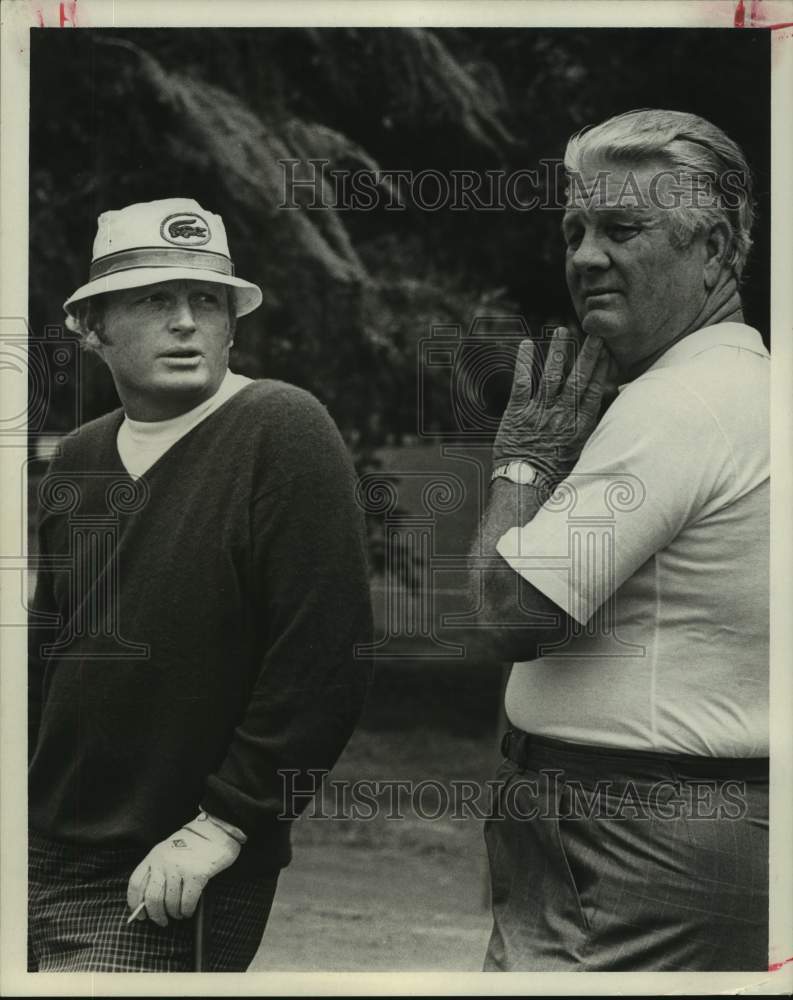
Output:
[{"xmin": 497, "ymin": 322, "xmax": 769, "ymax": 757}]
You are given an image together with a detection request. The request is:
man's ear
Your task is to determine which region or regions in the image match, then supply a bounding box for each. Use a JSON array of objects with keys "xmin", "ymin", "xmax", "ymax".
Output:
[
  {"xmin": 703, "ymin": 221, "xmax": 731, "ymax": 289},
  {"xmin": 84, "ymin": 330, "xmax": 105, "ymax": 356}
]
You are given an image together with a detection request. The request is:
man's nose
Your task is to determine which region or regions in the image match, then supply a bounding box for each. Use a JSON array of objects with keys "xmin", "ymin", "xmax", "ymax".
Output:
[
  {"xmin": 169, "ymin": 298, "xmax": 197, "ymax": 333},
  {"xmin": 570, "ymin": 231, "xmax": 610, "ymax": 272}
]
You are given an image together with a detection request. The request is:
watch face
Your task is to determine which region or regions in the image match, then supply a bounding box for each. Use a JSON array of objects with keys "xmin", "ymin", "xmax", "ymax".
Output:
[{"xmin": 512, "ymin": 461, "xmax": 536, "ymax": 485}]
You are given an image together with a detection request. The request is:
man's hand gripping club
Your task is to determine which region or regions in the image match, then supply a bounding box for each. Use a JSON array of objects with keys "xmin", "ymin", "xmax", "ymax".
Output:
[{"xmin": 126, "ymin": 812, "xmax": 242, "ymax": 926}]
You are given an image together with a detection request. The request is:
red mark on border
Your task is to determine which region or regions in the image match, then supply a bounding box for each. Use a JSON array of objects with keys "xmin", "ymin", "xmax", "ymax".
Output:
[
  {"xmin": 31, "ymin": 1, "xmax": 80, "ymax": 26},
  {"xmin": 769, "ymin": 955, "xmax": 793, "ymax": 972},
  {"xmin": 59, "ymin": 1, "xmax": 78, "ymax": 26},
  {"xmin": 734, "ymin": 0, "xmax": 793, "ymax": 28}
]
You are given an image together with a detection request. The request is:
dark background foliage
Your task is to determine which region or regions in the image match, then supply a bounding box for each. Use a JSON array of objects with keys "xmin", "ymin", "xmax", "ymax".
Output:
[{"xmin": 29, "ymin": 27, "xmax": 771, "ymax": 440}]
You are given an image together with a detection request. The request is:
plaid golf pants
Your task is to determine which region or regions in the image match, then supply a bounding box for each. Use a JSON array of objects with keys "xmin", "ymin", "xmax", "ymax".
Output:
[
  {"xmin": 484, "ymin": 731, "xmax": 769, "ymax": 972},
  {"xmin": 28, "ymin": 831, "xmax": 279, "ymax": 972}
]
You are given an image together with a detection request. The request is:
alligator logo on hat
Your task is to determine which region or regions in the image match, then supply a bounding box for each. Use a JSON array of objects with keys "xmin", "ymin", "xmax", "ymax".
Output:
[{"xmin": 160, "ymin": 213, "xmax": 211, "ymax": 247}]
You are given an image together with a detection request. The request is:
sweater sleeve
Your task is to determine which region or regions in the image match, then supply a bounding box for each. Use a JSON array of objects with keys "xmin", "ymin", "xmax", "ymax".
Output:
[{"xmin": 201, "ymin": 392, "xmax": 373, "ymax": 836}]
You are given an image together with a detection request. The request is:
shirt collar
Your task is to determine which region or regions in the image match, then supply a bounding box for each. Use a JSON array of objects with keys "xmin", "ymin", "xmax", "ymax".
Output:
[
  {"xmin": 124, "ymin": 368, "xmax": 233, "ymax": 434},
  {"xmin": 617, "ymin": 322, "xmax": 767, "ymax": 392}
]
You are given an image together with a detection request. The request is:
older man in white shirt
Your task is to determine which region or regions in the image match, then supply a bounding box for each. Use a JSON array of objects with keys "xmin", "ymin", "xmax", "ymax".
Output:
[{"xmin": 469, "ymin": 109, "xmax": 769, "ymax": 971}]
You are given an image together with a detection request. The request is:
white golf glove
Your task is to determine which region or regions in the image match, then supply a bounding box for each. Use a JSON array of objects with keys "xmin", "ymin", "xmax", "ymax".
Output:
[{"xmin": 126, "ymin": 812, "xmax": 243, "ymax": 926}]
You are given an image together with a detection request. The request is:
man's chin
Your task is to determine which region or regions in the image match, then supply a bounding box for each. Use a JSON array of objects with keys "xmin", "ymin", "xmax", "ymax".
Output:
[
  {"xmin": 581, "ymin": 310, "xmax": 625, "ymax": 340},
  {"xmin": 152, "ymin": 369, "xmax": 212, "ymax": 391}
]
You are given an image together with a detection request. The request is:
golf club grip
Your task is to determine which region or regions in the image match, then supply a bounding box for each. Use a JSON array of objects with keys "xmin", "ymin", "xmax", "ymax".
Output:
[{"xmin": 193, "ymin": 893, "xmax": 206, "ymax": 971}]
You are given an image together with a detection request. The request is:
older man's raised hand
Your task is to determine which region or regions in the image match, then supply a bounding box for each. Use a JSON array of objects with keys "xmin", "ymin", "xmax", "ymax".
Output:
[{"xmin": 491, "ymin": 327, "xmax": 615, "ymax": 487}]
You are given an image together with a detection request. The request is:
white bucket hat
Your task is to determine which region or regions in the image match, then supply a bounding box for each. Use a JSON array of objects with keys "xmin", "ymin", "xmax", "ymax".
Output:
[{"xmin": 63, "ymin": 198, "xmax": 263, "ymax": 318}]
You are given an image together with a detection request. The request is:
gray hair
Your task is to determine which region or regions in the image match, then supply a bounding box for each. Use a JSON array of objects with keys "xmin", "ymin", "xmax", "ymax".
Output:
[{"xmin": 563, "ymin": 109, "xmax": 754, "ymax": 278}]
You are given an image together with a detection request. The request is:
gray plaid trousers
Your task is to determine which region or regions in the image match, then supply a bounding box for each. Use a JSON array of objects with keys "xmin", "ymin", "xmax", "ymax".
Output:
[{"xmin": 28, "ymin": 831, "xmax": 279, "ymax": 972}]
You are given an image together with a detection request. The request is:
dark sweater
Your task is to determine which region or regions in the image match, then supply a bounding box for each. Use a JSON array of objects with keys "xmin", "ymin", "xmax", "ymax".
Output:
[{"xmin": 28, "ymin": 380, "xmax": 373, "ymax": 875}]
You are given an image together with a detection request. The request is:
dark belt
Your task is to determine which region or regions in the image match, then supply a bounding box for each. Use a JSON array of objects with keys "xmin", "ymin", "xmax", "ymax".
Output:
[{"xmin": 501, "ymin": 728, "xmax": 769, "ymax": 783}]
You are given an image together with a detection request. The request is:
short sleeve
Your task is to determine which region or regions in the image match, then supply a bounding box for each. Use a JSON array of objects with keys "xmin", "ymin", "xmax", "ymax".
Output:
[{"xmin": 496, "ymin": 373, "xmax": 735, "ymax": 625}]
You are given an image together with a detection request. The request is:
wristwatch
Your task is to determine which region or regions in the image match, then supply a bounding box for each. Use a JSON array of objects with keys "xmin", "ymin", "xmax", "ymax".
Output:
[{"xmin": 490, "ymin": 460, "xmax": 541, "ymax": 485}]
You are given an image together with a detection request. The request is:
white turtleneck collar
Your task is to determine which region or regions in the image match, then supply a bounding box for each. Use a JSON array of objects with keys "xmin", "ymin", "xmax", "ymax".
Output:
[{"xmin": 117, "ymin": 369, "xmax": 253, "ymax": 477}]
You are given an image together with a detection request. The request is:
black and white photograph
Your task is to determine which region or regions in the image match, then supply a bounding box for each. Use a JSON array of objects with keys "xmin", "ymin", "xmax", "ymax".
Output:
[{"xmin": 1, "ymin": 0, "xmax": 792, "ymax": 994}]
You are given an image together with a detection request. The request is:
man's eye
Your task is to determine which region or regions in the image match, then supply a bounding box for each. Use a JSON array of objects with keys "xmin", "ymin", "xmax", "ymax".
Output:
[
  {"xmin": 194, "ymin": 293, "xmax": 220, "ymax": 306},
  {"xmin": 609, "ymin": 225, "xmax": 640, "ymax": 242},
  {"xmin": 140, "ymin": 293, "xmax": 166, "ymax": 305},
  {"xmin": 563, "ymin": 229, "xmax": 583, "ymax": 250}
]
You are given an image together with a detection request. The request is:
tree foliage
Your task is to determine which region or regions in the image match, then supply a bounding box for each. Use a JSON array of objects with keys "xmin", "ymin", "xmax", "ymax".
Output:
[
  {"xmin": 30, "ymin": 27, "xmax": 770, "ymax": 448},
  {"xmin": 29, "ymin": 28, "xmax": 770, "ymax": 579}
]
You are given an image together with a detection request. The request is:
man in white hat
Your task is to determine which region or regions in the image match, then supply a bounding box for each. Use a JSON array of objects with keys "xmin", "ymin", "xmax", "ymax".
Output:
[{"xmin": 28, "ymin": 199, "xmax": 372, "ymax": 971}]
